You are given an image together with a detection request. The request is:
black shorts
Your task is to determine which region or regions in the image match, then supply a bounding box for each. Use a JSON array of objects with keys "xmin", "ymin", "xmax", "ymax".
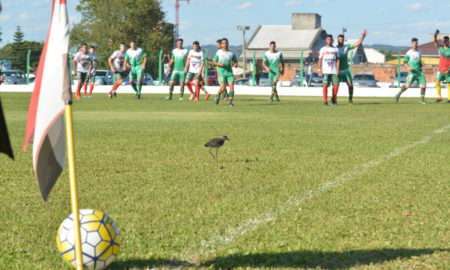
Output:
[{"xmin": 78, "ymin": 72, "xmax": 88, "ymax": 84}]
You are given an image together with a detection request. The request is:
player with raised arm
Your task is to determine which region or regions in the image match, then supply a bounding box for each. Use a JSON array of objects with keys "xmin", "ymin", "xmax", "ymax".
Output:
[
  {"xmin": 433, "ymin": 30, "xmax": 450, "ymax": 103},
  {"xmin": 213, "ymin": 38, "xmax": 238, "ymax": 107},
  {"xmin": 262, "ymin": 41, "xmax": 284, "ymax": 102},
  {"xmin": 108, "ymin": 43, "xmax": 127, "ymax": 98},
  {"xmin": 185, "ymin": 41, "xmax": 204, "ymax": 102},
  {"xmin": 73, "ymin": 43, "xmax": 91, "ymax": 100},
  {"xmin": 85, "ymin": 45, "xmax": 97, "ymax": 96},
  {"xmin": 168, "ymin": 39, "xmax": 190, "ymax": 101},
  {"xmin": 337, "ymin": 30, "xmax": 367, "ymax": 103},
  {"xmin": 319, "ymin": 35, "xmax": 340, "ymax": 105},
  {"xmin": 125, "ymin": 41, "xmax": 147, "ymax": 99},
  {"xmin": 395, "ymin": 38, "xmax": 427, "ymax": 104}
]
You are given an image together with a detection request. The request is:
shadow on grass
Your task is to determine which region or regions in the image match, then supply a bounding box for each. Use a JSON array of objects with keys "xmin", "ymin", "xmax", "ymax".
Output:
[
  {"xmin": 111, "ymin": 248, "xmax": 447, "ymax": 269},
  {"xmin": 202, "ymin": 248, "xmax": 447, "ymax": 269}
]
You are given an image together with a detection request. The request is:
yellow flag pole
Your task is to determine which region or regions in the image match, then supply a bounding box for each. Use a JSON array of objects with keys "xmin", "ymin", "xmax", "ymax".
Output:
[{"xmin": 65, "ymin": 103, "xmax": 84, "ymax": 270}]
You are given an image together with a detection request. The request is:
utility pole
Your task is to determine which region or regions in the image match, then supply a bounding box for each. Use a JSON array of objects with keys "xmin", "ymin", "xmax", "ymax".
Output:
[
  {"xmin": 237, "ymin": 25, "xmax": 250, "ymax": 78},
  {"xmin": 175, "ymin": 0, "xmax": 190, "ymax": 41}
]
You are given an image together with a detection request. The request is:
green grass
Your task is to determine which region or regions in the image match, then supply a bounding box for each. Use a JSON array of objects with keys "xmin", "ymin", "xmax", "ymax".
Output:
[{"xmin": 0, "ymin": 93, "xmax": 449, "ymax": 269}]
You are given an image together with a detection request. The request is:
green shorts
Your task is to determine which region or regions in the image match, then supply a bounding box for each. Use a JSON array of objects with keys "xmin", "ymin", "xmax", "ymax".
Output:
[
  {"xmin": 339, "ymin": 69, "xmax": 353, "ymax": 84},
  {"xmin": 218, "ymin": 72, "xmax": 234, "ymax": 86},
  {"xmin": 406, "ymin": 71, "xmax": 426, "ymax": 87},
  {"xmin": 269, "ymin": 70, "xmax": 281, "ymax": 84},
  {"xmin": 129, "ymin": 67, "xmax": 144, "ymax": 83},
  {"xmin": 323, "ymin": 74, "xmax": 339, "ymax": 86},
  {"xmin": 185, "ymin": 72, "xmax": 201, "ymax": 82},
  {"xmin": 170, "ymin": 71, "xmax": 186, "ymax": 83},
  {"xmin": 436, "ymin": 71, "xmax": 449, "ymax": 83}
]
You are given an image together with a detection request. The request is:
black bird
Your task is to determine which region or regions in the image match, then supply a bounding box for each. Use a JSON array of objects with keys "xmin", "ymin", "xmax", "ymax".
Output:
[{"xmin": 205, "ymin": 135, "xmax": 229, "ymax": 160}]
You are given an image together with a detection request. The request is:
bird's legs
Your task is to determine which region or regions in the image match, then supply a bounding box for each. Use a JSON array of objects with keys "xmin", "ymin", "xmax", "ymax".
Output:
[
  {"xmin": 209, "ymin": 149, "xmax": 216, "ymax": 160},
  {"xmin": 216, "ymin": 148, "xmax": 219, "ymax": 167}
]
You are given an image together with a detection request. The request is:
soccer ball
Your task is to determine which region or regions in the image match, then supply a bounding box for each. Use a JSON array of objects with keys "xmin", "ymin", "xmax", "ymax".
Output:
[{"xmin": 56, "ymin": 209, "xmax": 120, "ymax": 269}]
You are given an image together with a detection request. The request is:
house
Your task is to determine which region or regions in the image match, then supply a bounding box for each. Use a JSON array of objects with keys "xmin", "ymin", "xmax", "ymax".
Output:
[
  {"xmin": 244, "ymin": 13, "xmax": 327, "ymax": 65},
  {"xmin": 364, "ymin": 48, "xmax": 386, "ymax": 64}
]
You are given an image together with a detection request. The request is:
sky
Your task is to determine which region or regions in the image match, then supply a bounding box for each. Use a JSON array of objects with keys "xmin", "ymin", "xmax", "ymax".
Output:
[{"xmin": 0, "ymin": 0, "xmax": 449, "ymax": 47}]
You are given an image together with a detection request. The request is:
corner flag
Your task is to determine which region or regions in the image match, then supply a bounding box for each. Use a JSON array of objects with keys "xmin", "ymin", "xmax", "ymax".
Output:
[{"xmin": 23, "ymin": 0, "xmax": 71, "ymax": 201}]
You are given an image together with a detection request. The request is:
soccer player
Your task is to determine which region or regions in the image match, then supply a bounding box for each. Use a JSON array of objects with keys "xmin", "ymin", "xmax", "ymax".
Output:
[
  {"xmin": 185, "ymin": 41, "xmax": 204, "ymax": 102},
  {"xmin": 319, "ymin": 35, "xmax": 340, "ymax": 105},
  {"xmin": 262, "ymin": 41, "xmax": 284, "ymax": 102},
  {"xmin": 433, "ymin": 30, "xmax": 450, "ymax": 103},
  {"xmin": 125, "ymin": 41, "xmax": 147, "ymax": 99},
  {"xmin": 108, "ymin": 43, "xmax": 127, "ymax": 98},
  {"xmin": 73, "ymin": 43, "xmax": 91, "ymax": 100},
  {"xmin": 395, "ymin": 38, "xmax": 427, "ymax": 104},
  {"xmin": 213, "ymin": 38, "xmax": 238, "ymax": 106},
  {"xmin": 85, "ymin": 45, "xmax": 98, "ymax": 96},
  {"xmin": 216, "ymin": 38, "xmax": 228, "ymax": 99},
  {"xmin": 337, "ymin": 30, "xmax": 367, "ymax": 103},
  {"xmin": 168, "ymin": 38, "xmax": 189, "ymax": 101}
]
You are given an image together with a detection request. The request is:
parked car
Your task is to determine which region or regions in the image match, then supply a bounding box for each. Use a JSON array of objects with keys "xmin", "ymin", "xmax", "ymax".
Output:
[
  {"xmin": 390, "ymin": 71, "xmax": 418, "ymax": 88},
  {"xmin": 2, "ymin": 70, "xmax": 27, "ymax": 85},
  {"xmin": 353, "ymin": 73, "xmax": 379, "ymax": 88},
  {"xmin": 94, "ymin": 70, "xmax": 113, "ymax": 85},
  {"xmin": 305, "ymin": 72, "xmax": 323, "ymax": 87}
]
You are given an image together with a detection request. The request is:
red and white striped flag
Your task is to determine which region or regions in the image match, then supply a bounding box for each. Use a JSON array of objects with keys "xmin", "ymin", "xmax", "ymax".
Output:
[{"xmin": 23, "ymin": 0, "xmax": 71, "ymax": 201}]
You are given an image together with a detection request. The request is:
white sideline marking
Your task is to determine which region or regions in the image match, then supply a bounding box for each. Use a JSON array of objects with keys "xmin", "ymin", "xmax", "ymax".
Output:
[{"xmin": 183, "ymin": 124, "xmax": 450, "ymax": 261}]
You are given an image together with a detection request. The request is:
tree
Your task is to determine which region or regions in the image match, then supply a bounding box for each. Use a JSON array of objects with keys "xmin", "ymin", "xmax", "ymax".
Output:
[
  {"xmin": 0, "ymin": 41, "xmax": 43, "ymax": 71},
  {"xmin": 71, "ymin": 0, "xmax": 174, "ymax": 75},
  {"xmin": 13, "ymin": 26, "xmax": 24, "ymax": 43}
]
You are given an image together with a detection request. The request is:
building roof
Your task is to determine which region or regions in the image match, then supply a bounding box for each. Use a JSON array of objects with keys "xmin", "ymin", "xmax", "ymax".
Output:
[
  {"xmin": 247, "ymin": 25, "xmax": 325, "ymax": 50},
  {"xmin": 364, "ymin": 48, "xmax": 386, "ymax": 64},
  {"xmin": 399, "ymin": 41, "xmax": 443, "ymax": 56}
]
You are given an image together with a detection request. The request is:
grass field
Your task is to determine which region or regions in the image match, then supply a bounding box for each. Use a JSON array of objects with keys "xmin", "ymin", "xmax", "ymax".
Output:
[{"xmin": 0, "ymin": 93, "xmax": 449, "ymax": 270}]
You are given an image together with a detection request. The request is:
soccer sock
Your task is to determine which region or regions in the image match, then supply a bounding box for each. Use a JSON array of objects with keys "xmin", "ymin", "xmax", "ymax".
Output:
[
  {"xmin": 186, "ymin": 82, "xmax": 194, "ymax": 95},
  {"xmin": 396, "ymin": 87, "xmax": 406, "ymax": 100},
  {"xmin": 435, "ymin": 81, "xmax": 442, "ymax": 99},
  {"xmin": 420, "ymin": 88, "xmax": 426, "ymax": 102},
  {"xmin": 131, "ymin": 83, "xmax": 138, "ymax": 94},
  {"xmin": 169, "ymin": 85, "xmax": 174, "ymax": 98},
  {"xmin": 195, "ymin": 84, "xmax": 200, "ymax": 100},
  {"xmin": 89, "ymin": 83, "xmax": 94, "ymax": 95},
  {"xmin": 349, "ymin": 85, "xmax": 354, "ymax": 101},
  {"xmin": 180, "ymin": 85, "xmax": 185, "ymax": 97},
  {"xmin": 332, "ymin": 85, "xmax": 339, "ymax": 103},
  {"xmin": 83, "ymin": 83, "xmax": 88, "ymax": 96},
  {"xmin": 228, "ymin": 91, "xmax": 235, "ymax": 104},
  {"xmin": 76, "ymin": 83, "xmax": 82, "ymax": 97},
  {"xmin": 322, "ymin": 85, "xmax": 328, "ymax": 104},
  {"xmin": 447, "ymin": 84, "xmax": 450, "ymax": 101},
  {"xmin": 215, "ymin": 93, "xmax": 221, "ymax": 104},
  {"xmin": 137, "ymin": 83, "xmax": 142, "ymax": 95}
]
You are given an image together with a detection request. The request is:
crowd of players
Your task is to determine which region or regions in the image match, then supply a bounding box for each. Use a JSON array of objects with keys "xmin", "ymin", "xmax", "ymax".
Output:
[{"xmin": 72, "ymin": 30, "xmax": 450, "ymax": 106}]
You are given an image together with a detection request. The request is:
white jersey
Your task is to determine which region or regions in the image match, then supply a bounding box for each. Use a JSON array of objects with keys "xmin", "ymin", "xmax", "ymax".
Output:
[
  {"xmin": 73, "ymin": 51, "xmax": 91, "ymax": 73},
  {"xmin": 319, "ymin": 46, "xmax": 339, "ymax": 75},
  {"xmin": 187, "ymin": 49, "xmax": 204, "ymax": 74},
  {"xmin": 110, "ymin": 50, "xmax": 126, "ymax": 72}
]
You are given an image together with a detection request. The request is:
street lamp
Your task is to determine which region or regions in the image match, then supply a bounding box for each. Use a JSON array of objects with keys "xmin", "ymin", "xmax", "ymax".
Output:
[{"xmin": 237, "ymin": 25, "xmax": 250, "ymax": 78}]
